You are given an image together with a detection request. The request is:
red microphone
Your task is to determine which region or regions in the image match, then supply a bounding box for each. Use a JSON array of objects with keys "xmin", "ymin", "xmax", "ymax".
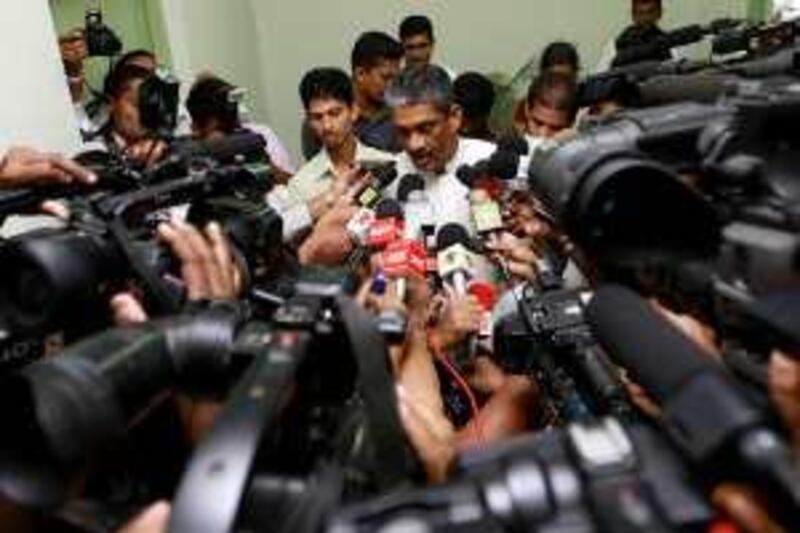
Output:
[
  {"xmin": 377, "ymin": 239, "xmax": 427, "ymax": 302},
  {"xmin": 468, "ymin": 280, "xmax": 497, "ymax": 340},
  {"xmin": 366, "ymin": 199, "xmax": 404, "ymax": 251}
]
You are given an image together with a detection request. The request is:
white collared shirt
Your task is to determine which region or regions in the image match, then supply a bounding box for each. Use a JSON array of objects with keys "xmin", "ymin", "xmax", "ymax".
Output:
[
  {"xmin": 388, "ymin": 137, "xmax": 496, "ymax": 236},
  {"xmin": 268, "ymin": 141, "xmax": 394, "ymax": 242}
]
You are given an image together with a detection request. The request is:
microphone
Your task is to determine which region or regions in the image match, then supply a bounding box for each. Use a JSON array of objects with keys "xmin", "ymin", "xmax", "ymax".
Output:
[
  {"xmin": 436, "ymin": 224, "xmax": 477, "ymax": 295},
  {"xmin": 345, "ymin": 163, "xmax": 399, "ymax": 246},
  {"xmin": 352, "ymin": 162, "xmax": 398, "ymax": 209},
  {"xmin": 496, "ymin": 133, "xmax": 530, "ymax": 157},
  {"xmin": 397, "ymin": 173, "xmax": 436, "ymax": 243},
  {"xmin": 586, "ymin": 285, "xmax": 800, "ymax": 519},
  {"xmin": 345, "ymin": 198, "xmax": 403, "ymax": 273},
  {"xmin": 468, "ymin": 280, "xmax": 497, "ymax": 342},
  {"xmin": 367, "ymin": 199, "xmax": 404, "ymax": 251}
]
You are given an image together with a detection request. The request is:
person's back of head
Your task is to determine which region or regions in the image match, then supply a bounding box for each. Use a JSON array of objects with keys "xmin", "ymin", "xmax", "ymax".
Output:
[
  {"xmin": 116, "ymin": 49, "xmax": 157, "ymax": 72},
  {"xmin": 453, "ymin": 72, "xmax": 496, "ymax": 140},
  {"xmin": 399, "ymin": 15, "xmax": 436, "ymax": 68},
  {"xmin": 104, "ymin": 62, "xmax": 152, "ymax": 100},
  {"xmin": 186, "ymin": 75, "xmax": 241, "ymax": 137},
  {"xmin": 540, "ymin": 42, "xmax": 580, "ymax": 78}
]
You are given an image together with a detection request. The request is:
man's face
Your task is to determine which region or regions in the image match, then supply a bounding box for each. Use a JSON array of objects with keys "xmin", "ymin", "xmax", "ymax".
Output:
[
  {"xmin": 403, "ymin": 34, "xmax": 434, "ymax": 68},
  {"xmin": 111, "ymin": 79, "xmax": 148, "ymax": 142},
  {"xmin": 354, "ymin": 59, "xmax": 401, "ymax": 106},
  {"xmin": 525, "ymin": 101, "xmax": 572, "ymax": 139},
  {"xmin": 632, "ymin": 0, "xmax": 662, "ymax": 29},
  {"xmin": 307, "ymin": 97, "xmax": 356, "ymax": 151},
  {"xmin": 547, "ymin": 63, "xmax": 578, "ymax": 79},
  {"xmin": 393, "ymin": 102, "xmax": 460, "ymax": 173}
]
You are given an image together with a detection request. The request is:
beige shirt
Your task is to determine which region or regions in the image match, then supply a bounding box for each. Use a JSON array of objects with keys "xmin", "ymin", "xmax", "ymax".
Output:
[{"xmin": 268, "ymin": 141, "xmax": 394, "ymax": 242}]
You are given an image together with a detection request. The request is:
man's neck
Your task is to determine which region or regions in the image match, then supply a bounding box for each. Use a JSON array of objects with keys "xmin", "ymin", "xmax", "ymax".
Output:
[
  {"xmin": 327, "ymin": 135, "xmax": 357, "ymax": 169},
  {"xmin": 354, "ymin": 91, "xmax": 383, "ymax": 122}
]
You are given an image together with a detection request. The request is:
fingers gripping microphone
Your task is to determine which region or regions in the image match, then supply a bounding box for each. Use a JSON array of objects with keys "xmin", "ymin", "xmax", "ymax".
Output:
[{"xmin": 586, "ymin": 285, "xmax": 800, "ymax": 520}]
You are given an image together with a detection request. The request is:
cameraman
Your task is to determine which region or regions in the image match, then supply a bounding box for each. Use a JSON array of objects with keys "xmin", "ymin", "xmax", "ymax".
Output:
[
  {"xmin": 92, "ymin": 63, "xmax": 169, "ymax": 167},
  {"xmin": 185, "ymin": 74, "xmax": 295, "ymax": 177}
]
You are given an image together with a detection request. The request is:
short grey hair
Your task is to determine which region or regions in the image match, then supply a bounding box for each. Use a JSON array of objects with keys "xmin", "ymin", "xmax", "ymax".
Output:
[{"xmin": 385, "ymin": 65, "xmax": 454, "ymax": 110}]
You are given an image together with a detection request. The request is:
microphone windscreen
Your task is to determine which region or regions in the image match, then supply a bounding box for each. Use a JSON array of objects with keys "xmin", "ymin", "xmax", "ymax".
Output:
[
  {"xmin": 456, "ymin": 164, "xmax": 475, "ymax": 188},
  {"xmin": 375, "ymin": 198, "xmax": 404, "ymax": 221},
  {"xmin": 370, "ymin": 162, "xmax": 399, "ymax": 188},
  {"xmin": 397, "ymin": 174, "xmax": 426, "ymax": 203},
  {"xmin": 487, "ymin": 150, "xmax": 521, "ymax": 181},
  {"xmin": 436, "ymin": 223, "xmax": 471, "ymax": 252},
  {"xmin": 496, "ymin": 134, "xmax": 529, "ymax": 157},
  {"xmin": 586, "ymin": 284, "xmax": 714, "ymax": 402}
]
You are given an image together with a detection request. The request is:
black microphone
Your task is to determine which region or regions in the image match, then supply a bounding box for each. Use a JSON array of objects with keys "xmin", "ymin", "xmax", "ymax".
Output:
[
  {"xmin": 353, "ymin": 162, "xmax": 398, "ymax": 209},
  {"xmin": 397, "ymin": 173, "xmax": 425, "ymax": 204},
  {"xmin": 586, "ymin": 285, "xmax": 800, "ymax": 520},
  {"xmin": 496, "ymin": 134, "xmax": 530, "ymax": 157},
  {"xmin": 436, "ymin": 223, "xmax": 476, "ymax": 296}
]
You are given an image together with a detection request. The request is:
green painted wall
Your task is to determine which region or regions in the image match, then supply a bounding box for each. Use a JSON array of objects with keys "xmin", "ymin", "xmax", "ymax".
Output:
[
  {"xmin": 748, "ymin": 0, "xmax": 772, "ymax": 20},
  {"xmin": 250, "ymin": 0, "xmax": 750, "ymax": 161}
]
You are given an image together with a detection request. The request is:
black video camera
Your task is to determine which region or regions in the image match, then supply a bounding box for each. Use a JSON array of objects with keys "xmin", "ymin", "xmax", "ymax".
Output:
[
  {"xmin": 85, "ymin": 0, "xmax": 122, "ymax": 57},
  {"xmin": 0, "ymin": 133, "xmax": 280, "ymax": 342},
  {"xmin": 527, "ymin": 81, "xmax": 800, "ymax": 380},
  {"xmin": 330, "ymin": 418, "xmax": 712, "ymax": 532}
]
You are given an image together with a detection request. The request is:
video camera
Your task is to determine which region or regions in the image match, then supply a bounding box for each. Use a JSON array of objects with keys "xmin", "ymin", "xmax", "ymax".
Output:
[
  {"xmin": 528, "ymin": 79, "xmax": 800, "ymax": 380},
  {"xmin": 0, "ymin": 133, "xmax": 281, "ymax": 342},
  {"xmin": 0, "ymin": 279, "xmax": 414, "ymax": 532},
  {"xmin": 329, "ymin": 418, "xmax": 712, "ymax": 533},
  {"xmin": 85, "ymin": 0, "xmax": 122, "ymax": 57}
]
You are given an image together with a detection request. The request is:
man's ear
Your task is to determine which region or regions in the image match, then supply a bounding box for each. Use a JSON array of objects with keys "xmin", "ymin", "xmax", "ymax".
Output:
[
  {"xmin": 353, "ymin": 67, "xmax": 365, "ymax": 84},
  {"xmin": 447, "ymin": 104, "xmax": 463, "ymax": 133}
]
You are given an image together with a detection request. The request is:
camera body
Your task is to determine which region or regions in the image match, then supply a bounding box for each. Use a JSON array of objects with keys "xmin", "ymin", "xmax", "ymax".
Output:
[{"xmin": 330, "ymin": 418, "xmax": 712, "ymax": 532}]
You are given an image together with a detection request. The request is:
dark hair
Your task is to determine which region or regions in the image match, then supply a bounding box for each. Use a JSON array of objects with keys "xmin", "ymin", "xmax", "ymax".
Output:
[
  {"xmin": 186, "ymin": 76, "xmax": 241, "ymax": 133},
  {"xmin": 633, "ymin": 0, "xmax": 662, "ymax": 7},
  {"xmin": 527, "ymin": 72, "xmax": 578, "ymax": 117},
  {"xmin": 453, "ymin": 72, "xmax": 495, "ymax": 120},
  {"xmin": 399, "ymin": 15, "xmax": 434, "ymax": 42},
  {"xmin": 103, "ymin": 64, "xmax": 152, "ymax": 99},
  {"xmin": 299, "ymin": 68, "xmax": 354, "ymax": 109},
  {"xmin": 540, "ymin": 42, "xmax": 580, "ymax": 74},
  {"xmin": 117, "ymin": 49, "xmax": 156, "ymax": 70},
  {"xmin": 351, "ymin": 31, "xmax": 404, "ymax": 71},
  {"xmin": 385, "ymin": 65, "xmax": 453, "ymax": 110}
]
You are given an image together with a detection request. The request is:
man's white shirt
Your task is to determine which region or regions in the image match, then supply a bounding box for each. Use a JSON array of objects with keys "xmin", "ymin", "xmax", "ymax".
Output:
[{"xmin": 388, "ymin": 137, "xmax": 496, "ymax": 236}]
